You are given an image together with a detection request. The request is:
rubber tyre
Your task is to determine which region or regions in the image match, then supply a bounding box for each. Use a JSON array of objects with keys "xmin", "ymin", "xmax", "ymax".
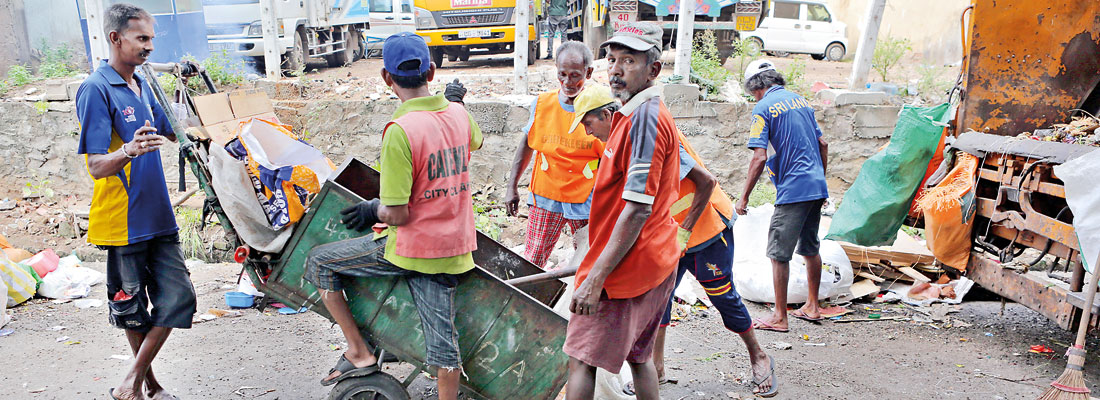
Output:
[
  {"xmin": 810, "ymin": 53, "xmax": 825, "ymax": 60},
  {"xmin": 528, "ymin": 41, "xmax": 538, "ymax": 65},
  {"xmin": 769, "ymin": 51, "xmax": 790, "ymax": 58},
  {"xmin": 284, "ymin": 28, "xmax": 307, "ymax": 74},
  {"xmin": 350, "ymin": 30, "xmax": 365, "ymax": 61},
  {"xmin": 327, "ymin": 373, "xmax": 409, "ymax": 400},
  {"xmin": 825, "ymin": 42, "xmax": 845, "ymax": 61},
  {"xmin": 430, "ymin": 47, "xmax": 444, "ymax": 68},
  {"xmin": 326, "ymin": 28, "xmax": 353, "ymax": 68},
  {"xmin": 747, "ymin": 37, "xmax": 764, "ymax": 55},
  {"xmin": 457, "ymin": 49, "xmax": 470, "ymax": 62}
]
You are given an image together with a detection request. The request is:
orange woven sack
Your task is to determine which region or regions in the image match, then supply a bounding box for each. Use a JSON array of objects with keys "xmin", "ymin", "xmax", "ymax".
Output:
[{"xmin": 915, "ymin": 152, "xmax": 979, "ymax": 271}]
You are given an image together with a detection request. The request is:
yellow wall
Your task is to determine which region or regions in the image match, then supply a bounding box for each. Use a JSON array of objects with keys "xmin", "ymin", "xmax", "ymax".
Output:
[{"xmin": 826, "ymin": 0, "xmax": 970, "ymax": 65}]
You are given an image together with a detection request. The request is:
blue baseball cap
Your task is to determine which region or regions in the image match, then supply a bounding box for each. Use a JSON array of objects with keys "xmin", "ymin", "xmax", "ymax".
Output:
[{"xmin": 383, "ymin": 32, "xmax": 431, "ymax": 77}]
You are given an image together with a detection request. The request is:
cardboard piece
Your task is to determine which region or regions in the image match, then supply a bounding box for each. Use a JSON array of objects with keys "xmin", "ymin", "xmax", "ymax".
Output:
[
  {"xmin": 897, "ymin": 266, "xmax": 932, "ymax": 283},
  {"xmin": 856, "ymin": 272, "xmax": 886, "ymax": 283},
  {"xmin": 850, "ymin": 279, "xmax": 881, "ymax": 299},
  {"xmin": 192, "ymin": 90, "xmax": 280, "ymax": 145}
]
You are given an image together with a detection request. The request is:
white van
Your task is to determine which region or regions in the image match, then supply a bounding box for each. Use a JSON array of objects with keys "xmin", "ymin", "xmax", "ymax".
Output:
[{"xmin": 742, "ymin": 0, "xmax": 848, "ymax": 61}]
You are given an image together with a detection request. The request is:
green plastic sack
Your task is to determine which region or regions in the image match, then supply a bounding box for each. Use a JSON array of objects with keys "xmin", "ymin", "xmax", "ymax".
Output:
[
  {"xmin": 17, "ymin": 262, "xmax": 42, "ymax": 289},
  {"xmin": 826, "ymin": 103, "xmax": 951, "ymax": 246}
]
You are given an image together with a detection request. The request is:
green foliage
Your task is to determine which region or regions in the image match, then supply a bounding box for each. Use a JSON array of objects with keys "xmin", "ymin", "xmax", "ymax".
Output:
[
  {"xmin": 745, "ymin": 183, "xmax": 777, "ymax": 207},
  {"xmin": 473, "ymin": 194, "xmax": 507, "ymax": 240},
  {"xmin": 7, "ymin": 65, "xmax": 33, "ymax": 87},
  {"xmin": 201, "ymin": 50, "xmax": 247, "ymax": 87},
  {"xmin": 157, "ymin": 73, "xmax": 178, "ymax": 95},
  {"xmin": 689, "ymin": 30, "xmax": 732, "ymax": 97},
  {"xmin": 915, "ymin": 64, "xmax": 953, "ymax": 102},
  {"xmin": 176, "ymin": 207, "xmax": 206, "ymax": 259},
  {"xmin": 33, "ymin": 100, "xmax": 49, "ymax": 114},
  {"xmin": 0, "ymin": 80, "xmax": 9, "ymax": 96},
  {"xmin": 732, "ymin": 37, "xmax": 763, "ymax": 83},
  {"xmin": 23, "ymin": 178, "xmax": 54, "ymax": 199},
  {"xmin": 900, "ymin": 225, "xmax": 925, "ymax": 240},
  {"xmin": 37, "ymin": 40, "xmax": 79, "ymax": 79},
  {"xmin": 781, "ymin": 58, "xmax": 811, "ymax": 98},
  {"xmin": 871, "ymin": 36, "xmax": 911, "ymax": 82}
]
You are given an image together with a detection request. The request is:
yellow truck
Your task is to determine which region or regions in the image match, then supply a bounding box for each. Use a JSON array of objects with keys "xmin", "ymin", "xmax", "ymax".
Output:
[{"xmin": 412, "ymin": 0, "xmax": 538, "ymax": 66}]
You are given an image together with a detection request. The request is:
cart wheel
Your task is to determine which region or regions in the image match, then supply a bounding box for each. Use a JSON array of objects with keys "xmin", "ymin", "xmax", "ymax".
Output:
[{"xmin": 328, "ymin": 372, "xmax": 409, "ymax": 400}]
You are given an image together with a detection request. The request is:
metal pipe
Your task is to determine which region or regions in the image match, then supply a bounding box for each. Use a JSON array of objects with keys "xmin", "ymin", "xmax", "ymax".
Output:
[{"xmin": 504, "ymin": 266, "xmax": 579, "ymax": 286}]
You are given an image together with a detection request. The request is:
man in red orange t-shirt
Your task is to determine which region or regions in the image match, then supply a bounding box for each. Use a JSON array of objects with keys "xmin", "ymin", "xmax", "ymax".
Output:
[{"xmin": 562, "ymin": 22, "xmax": 693, "ymax": 400}]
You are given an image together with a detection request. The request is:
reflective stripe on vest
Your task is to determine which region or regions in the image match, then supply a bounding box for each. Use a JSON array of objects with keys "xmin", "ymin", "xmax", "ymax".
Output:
[
  {"xmin": 674, "ymin": 132, "xmax": 735, "ymax": 250},
  {"xmin": 528, "ymin": 90, "xmax": 605, "ymax": 204},
  {"xmin": 387, "ymin": 103, "xmax": 477, "ymax": 259}
]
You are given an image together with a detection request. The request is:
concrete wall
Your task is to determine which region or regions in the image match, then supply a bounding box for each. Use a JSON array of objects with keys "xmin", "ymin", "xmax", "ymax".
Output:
[
  {"xmin": 0, "ymin": 0, "xmax": 87, "ymax": 74},
  {"xmin": 0, "ymin": 0, "xmax": 33, "ymax": 73},
  {"xmin": 0, "ymin": 91, "xmax": 900, "ymax": 205},
  {"xmin": 827, "ymin": 0, "xmax": 969, "ymax": 66}
]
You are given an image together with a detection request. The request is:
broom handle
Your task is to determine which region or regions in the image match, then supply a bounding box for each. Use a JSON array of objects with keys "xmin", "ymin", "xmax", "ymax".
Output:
[{"xmin": 1073, "ymin": 254, "xmax": 1100, "ymax": 348}]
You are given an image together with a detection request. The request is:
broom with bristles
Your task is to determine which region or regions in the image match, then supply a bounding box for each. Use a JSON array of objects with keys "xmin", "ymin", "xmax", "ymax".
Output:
[{"xmin": 1039, "ymin": 254, "xmax": 1100, "ymax": 400}]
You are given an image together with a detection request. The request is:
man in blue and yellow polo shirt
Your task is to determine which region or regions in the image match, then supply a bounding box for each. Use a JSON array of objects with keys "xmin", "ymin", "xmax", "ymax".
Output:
[{"xmin": 75, "ymin": 4, "xmax": 196, "ymax": 400}]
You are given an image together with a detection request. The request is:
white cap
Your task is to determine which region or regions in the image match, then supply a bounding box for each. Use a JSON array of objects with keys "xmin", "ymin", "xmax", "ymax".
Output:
[{"xmin": 744, "ymin": 59, "xmax": 777, "ymax": 81}]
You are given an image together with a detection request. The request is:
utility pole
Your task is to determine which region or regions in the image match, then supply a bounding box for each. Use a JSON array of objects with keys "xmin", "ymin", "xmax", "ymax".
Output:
[
  {"xmin": 847, "ymin": 0, "xmax": 886, "ymax": 90},
  {"xmin": 673, "ymin": 0, "xmax": 695, "ymax": 79},
  {"xmin": 84, "ymin": 0, "xmax": 110, "ymax": 68},
  {"xmin": 260, "ymin": 0, "xmax": 281, "ymax": 79},
  {"xmin": 514, "ymin": 0, "xmax": 530, "ymax": 95}
]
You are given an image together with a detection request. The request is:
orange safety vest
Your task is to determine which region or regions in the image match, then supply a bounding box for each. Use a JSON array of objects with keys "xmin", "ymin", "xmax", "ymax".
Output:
[
  {"xmin": 673, "ymin": 133, "xmax": 735, "ymax": 250},
  {"xmin": 386, "ymin": 103, "xmax": 477, "ymax": 259},
  {"xmin": 527, "ymin": 90, "xmax": 605, "ymax": 204}
]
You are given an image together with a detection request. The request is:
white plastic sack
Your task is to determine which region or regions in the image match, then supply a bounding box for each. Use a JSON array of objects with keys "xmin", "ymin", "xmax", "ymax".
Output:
[
  {"xmin": 732, "ymin": 205, "xmax": 854, "ymax": 303},
  {"xmin": 37, "ymin": 257, "xmax": 104, "ymax": 299},
  {"xmin": 238, "ymin": 118, "xmax": 334, "ymax": 183},
  {"xmin": 1054, "ymin": 149, "xmax": 1100, "ymax": 273},
  {"xmin": 207, "ymin": 144, "xmax": 293, "ymax": 253}
]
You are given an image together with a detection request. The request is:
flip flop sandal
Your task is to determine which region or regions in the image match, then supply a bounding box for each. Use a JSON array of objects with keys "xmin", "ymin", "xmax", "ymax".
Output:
[
  {"xmin": 622, "ymin": 376, "xmax": 679, "ymax": 395},
  {"xmin": 790, "ymin": 309, "xmax": 824, "ymax": 322},
  {"xmin": 109, "ymin": 388, "xmax": 121, "ymax": 400},
  {"xmin": 321, "ymin": 354, "xmax": 379, "ymax": 386},
  {"xmin": 752, "ymin": 356, "xmax": 779, "ymax": 398},
  {"xmin": 149, "ymin": 391, "xmax": 182, "ymax": 400},
  {"xmin": 752, "ymin": 318, "xmax": 790, "ymax": 332}
]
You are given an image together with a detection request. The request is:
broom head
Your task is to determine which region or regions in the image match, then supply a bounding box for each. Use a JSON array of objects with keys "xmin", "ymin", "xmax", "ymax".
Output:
[{"xmin": 1038, "ymin": 345, "xmax": 1089, "ymax": 400}]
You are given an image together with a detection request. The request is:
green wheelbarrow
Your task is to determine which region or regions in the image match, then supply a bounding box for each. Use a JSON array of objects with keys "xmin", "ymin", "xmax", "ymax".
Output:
[{"xmin": 236, "ymin": 159, "xmax": 572, "ymax": 400}]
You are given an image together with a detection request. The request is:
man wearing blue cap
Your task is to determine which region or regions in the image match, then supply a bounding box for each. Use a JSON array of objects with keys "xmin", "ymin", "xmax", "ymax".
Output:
[{"xmin": 304, "ymin": 32, "xmax": 483, "ymax": 400}]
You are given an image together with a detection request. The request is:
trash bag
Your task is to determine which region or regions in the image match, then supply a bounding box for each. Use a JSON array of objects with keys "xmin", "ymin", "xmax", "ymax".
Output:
[
  {"xmin": 0, "ymin": 252, "xmax": 36, "ymax": 307},
  {"xmin": 826, "ymin": 103, "xmax": 951, "ymax": 246},
  {"xmin": 37, "ymin": 255, "xmax": 104, "ymax": 299},
  {"xmin": 207, "ymin": 143, "xmax": 293, "ymax": 253},
  {"xmin": 915, "ymin": 152, "xmax": 979, "ymax": 271},
  {"xmin": 0, "ymin": 277, "xmax": 8, "ymax": 328},
  {"xmin": 732, "ymin": 205, "xmax": 854, "ymax": 303},
  {"xmin": 1055, "ymin": 148, "xmax": 1100, "ymax": 273},
  {"xmin": 226, "ymin": 117, "xmax": 335, "ymax": 230}
]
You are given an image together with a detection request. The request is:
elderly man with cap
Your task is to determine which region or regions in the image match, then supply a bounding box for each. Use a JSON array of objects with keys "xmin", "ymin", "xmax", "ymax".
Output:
[
  {"xmin": 303, "ymin": 32, "xmax": 482, "ymax": 400},
  {"xmin": 561, "ymin": 23, "xmax": 688, "ymax": 400},
  {"xmin": 504, "ymin": 41, "xmax": 605, "ymax": 269},
  {"xmin": 736, "ymin": 59, "xmax": 830, "ymax": 334},
  {"xmin": 573, "ymin": 85, "xmax": 779, "ymax": 397}
]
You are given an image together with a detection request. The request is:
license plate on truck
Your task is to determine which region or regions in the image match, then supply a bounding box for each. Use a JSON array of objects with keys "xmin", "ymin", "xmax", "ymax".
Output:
[
  {"xmin": 209, "ymin": 43, "xmax": 235, "ymax": 54},
  {"xmin": 458, "ymin": 29, "xmax": 491, "ymax": 38}
]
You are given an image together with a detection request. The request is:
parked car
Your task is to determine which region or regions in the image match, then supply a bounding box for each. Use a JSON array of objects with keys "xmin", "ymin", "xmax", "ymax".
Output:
[{"xmin": 741, "ymin": 0, "xmax": 848, "ymax": 61}]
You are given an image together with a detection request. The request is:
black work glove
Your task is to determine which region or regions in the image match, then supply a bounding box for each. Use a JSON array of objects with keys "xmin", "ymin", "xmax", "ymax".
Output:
[
  {"xmin": 444, "ymin": 78, "xmax": 466, "ymax": 103},
  {"xmin": 340, "ymin": 199, "xmax": 381, "ymax": 232}
]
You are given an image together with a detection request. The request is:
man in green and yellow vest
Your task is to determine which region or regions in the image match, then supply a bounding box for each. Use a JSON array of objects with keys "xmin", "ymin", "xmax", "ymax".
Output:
[
  {"xmin": 504, "ymin": 41, "xmax": 605, "ymax": 268},
  {"xmin": 304, "ymin": 33, "xmax": 482, "ymax": 400}
]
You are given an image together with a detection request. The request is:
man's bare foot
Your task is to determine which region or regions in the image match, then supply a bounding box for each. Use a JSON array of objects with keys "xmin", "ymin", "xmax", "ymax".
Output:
[
  {"xmin": 146, "ymin": 388, "xmax": 179, "ymax": 400},
  {"xmin": 111, "ymin": 387, "xmax": 146, "ymax": 400},
  {"xmin": 798, "ymin": 303, "xmax": 821, "ymax": 320},
  {"xmin": 752, "ymin": 314, "xmax": 789, "ymax": 332},
  {"xmin": 750, "ymin": 354, "xmax": 777, "ymax": 397},
  {"xmin": 322, "ymin": 351, "xmax": 378, "ymax": 383}
]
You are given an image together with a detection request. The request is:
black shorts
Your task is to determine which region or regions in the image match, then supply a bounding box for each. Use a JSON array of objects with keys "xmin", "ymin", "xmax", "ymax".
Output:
[
  {"xmin": 104, "ymin": 233, "xmax": 197, "ymax": 332},
  {"xmin": 767, "ymin": 199, "xmax": 826, "ymax": 263}
]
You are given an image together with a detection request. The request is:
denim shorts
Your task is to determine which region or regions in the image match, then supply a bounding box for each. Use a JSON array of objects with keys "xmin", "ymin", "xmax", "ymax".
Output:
[
  {"xmin": 103, "ymin": 233, "xmax": 197, "ymax": 332},
  {"xmin": 304, "ymin": 235, "xmax": 463, "ymax": 369}
]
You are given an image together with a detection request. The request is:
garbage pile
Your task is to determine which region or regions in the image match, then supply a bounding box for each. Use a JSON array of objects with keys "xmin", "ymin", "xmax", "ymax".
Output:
[
  {"xmin": 0, "ymin": 233, "xmax": 105, "ymax": 332},
  {"xmin": 1016, "ymin": 115, "xmax": 1100, "ymax": 146}
]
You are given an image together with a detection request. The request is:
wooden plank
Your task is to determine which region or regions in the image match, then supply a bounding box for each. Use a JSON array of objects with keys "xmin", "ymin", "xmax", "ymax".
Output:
[
  {"xmin": 897, "ymin": 266, "xmax": 932, "ymax": 283},
  {"xmin": 856, "ymin": 272, "xmax": 886, "ymax": 283},
  {"xmin": 840, "ymin": 243, "xmax": 936, "ymax": 266}
]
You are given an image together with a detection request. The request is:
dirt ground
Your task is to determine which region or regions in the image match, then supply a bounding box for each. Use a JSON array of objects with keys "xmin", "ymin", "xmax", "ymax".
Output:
[{"xmin": 2, "ymin": 257, "xmax": 1098, "ymax": 400}]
